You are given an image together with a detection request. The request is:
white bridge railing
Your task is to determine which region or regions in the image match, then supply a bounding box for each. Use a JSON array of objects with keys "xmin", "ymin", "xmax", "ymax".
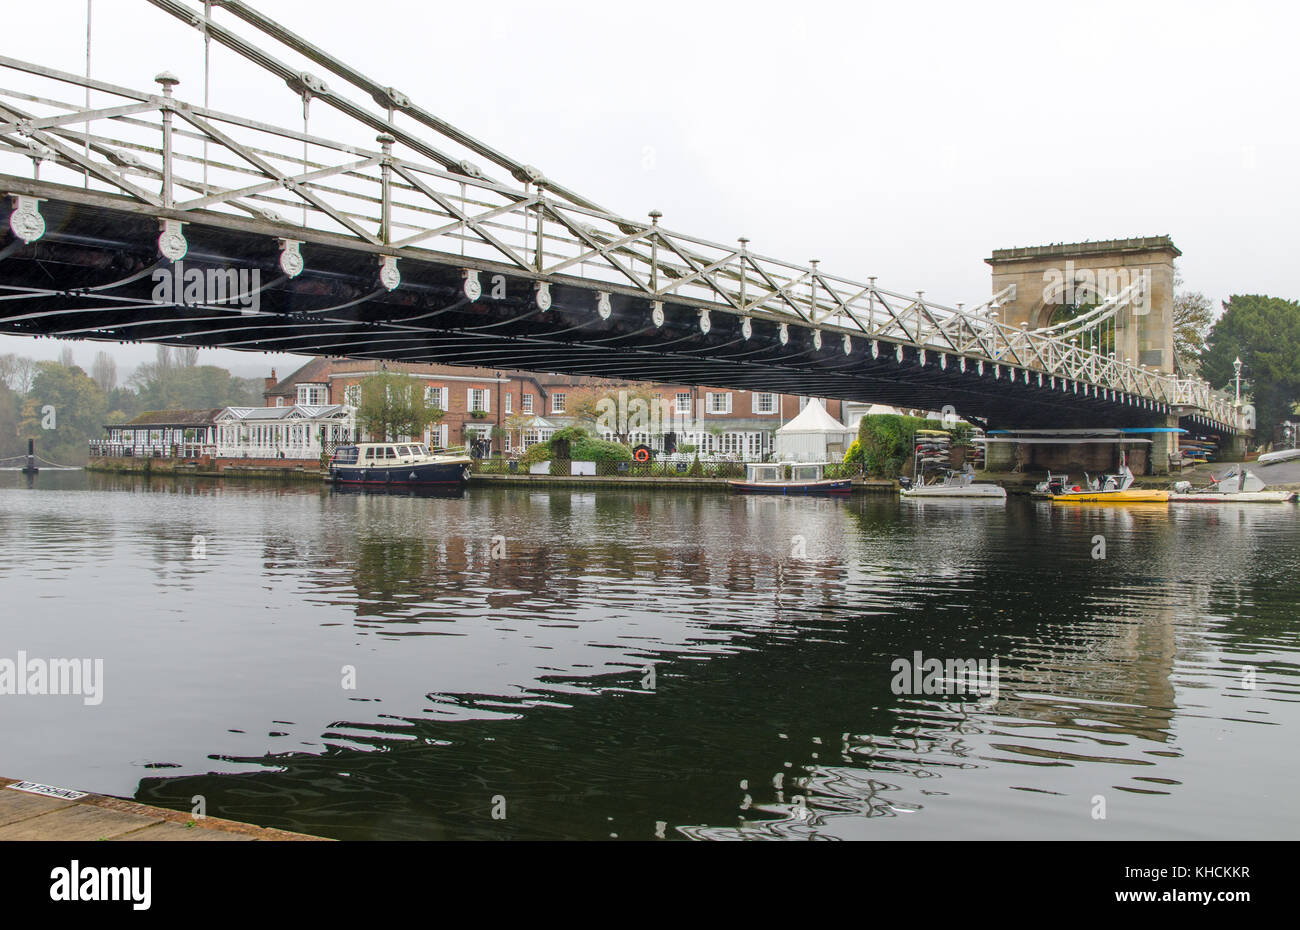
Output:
[{"xmin": 0, "ymin": 0, "xmax": 1242, "ymax": 431}]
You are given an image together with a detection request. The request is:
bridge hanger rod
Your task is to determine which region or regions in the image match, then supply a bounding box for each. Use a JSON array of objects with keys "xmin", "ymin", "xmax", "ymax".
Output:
[
  {"xmin": 128, "ymin": 7, "xmax": 969, "ymax": 323},
  {"xmin": 140, "ymin": 0, "xmax": 789, "ymax": 299},
  {"xmin": 212, "ymin": 0, "xmax": 607, "ymax": 214},
  {"xmin": 142, "ymin": 0, "xmax": 500, "ymax": 189},
  {"xmin": 144, "ymin": 0, "xmax": 605, "ymax": 215}
]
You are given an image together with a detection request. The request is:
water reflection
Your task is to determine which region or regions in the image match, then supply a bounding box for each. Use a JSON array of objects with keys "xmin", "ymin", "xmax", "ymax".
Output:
[{"xmin": 0, "ymin": 471, "xmax": 1296, "ymax": 840}]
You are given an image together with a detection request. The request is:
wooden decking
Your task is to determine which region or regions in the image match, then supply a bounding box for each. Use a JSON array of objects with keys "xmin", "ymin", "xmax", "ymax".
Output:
[{"xmin": 0, "ymin": 777, "xmax": 325, "ymax": 841}]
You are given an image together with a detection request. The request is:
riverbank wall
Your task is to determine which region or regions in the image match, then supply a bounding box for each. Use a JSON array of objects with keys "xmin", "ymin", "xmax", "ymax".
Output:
[{"xmin": 86, "ymin": 457, "xmax": 326, "ymax": 482}]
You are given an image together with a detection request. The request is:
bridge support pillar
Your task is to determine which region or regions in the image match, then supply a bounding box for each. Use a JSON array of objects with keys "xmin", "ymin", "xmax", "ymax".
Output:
[
  {"xmin": 1147, "ymin": 413, "xmax": 1181, "ymax": 475},
  {"xmin": 984, "ymin": 438, "xmax": 1015, "ymax": 472}
]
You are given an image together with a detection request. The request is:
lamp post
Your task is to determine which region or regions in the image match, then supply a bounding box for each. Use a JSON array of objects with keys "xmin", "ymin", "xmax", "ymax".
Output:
[
  {"xmin": 1233, "ymin": 356, "xmax": 1243, "ymax": 406},
  {"xmin": 495, "ymin": 370, "xmax": 502, "ymax": 457}
]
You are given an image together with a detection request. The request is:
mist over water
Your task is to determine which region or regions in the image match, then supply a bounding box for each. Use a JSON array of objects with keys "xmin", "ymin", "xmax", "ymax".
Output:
[{"xmin": 1, "ymin": 471, "xmax": 1296, "ymax": 840}]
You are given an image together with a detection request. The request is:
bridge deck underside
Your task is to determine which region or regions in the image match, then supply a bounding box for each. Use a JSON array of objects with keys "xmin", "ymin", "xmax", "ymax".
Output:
[{"xmin": 0, "ymin": 189, "xmax": 1193, "ymax": 430}]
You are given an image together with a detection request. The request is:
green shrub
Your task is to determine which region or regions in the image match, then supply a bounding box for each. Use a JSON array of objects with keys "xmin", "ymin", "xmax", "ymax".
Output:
[
  {"xmin": 857, "ymin": 414, "xmax": 943, "ymax": 477},
  {"xmin": 520, "ymin": 443, "xmax": 551, "ymax": 465},
  {"xmin": 571, "ymin": 437, "xmax": 633, "ymax": 462},
  {"xmin": 518, "ymin": 430, "xmax": 632, "ymax": 466}
]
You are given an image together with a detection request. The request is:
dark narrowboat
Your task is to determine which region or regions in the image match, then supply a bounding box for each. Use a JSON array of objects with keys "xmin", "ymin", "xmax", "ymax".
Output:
[{"xmin": 329, "ymin": 442, "xmax": 471, "ymax": 487}]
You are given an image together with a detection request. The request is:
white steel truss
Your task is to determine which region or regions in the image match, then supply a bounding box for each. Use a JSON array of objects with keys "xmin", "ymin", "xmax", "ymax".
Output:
[{"xmin": 0, "ymin": 1, "xmax": 1243, "ymax": 431}]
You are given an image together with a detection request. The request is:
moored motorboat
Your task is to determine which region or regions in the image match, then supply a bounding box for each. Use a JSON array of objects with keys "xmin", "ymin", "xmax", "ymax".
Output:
[
  {"xmin": 1050, "ymin": 454, "xmax": 1168, "ymax": 504},
  {"xmin": 729, "ymin": 462, "xmax": 852, "ymax": 495},
  {"xmin": 330, "ymin": 441, "xmax": 471, "ymax": 487},
  {"xmin": 901, "ymin": 464, "xmax": 1006, "ymax": 499},
  {"xmin": 1032, "ymin": 471, "xmax": 1069, "ymax": 499},
  {"xmin": 1171, "ymin": 467, "xmax": 1297, "ymax": 503}
]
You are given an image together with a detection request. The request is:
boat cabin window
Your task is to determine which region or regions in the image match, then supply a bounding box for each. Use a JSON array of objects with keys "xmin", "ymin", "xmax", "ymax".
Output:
[
  {"xmin": 363, "ymin": 447, "xmax": 376, "ymax": 460},
  {"xmin": 396, "ymin": 445, "xmax": 411, "ymax": 457},
  {"xmin": 383, "ymin": 446, "xmax": 397, "ymax": 459},
  {"xmin": 749, "ymin": 464, "xmax": 782, "ymax": 482},
  {"xmin": 412, "ymin": 444, "xmax": 428, "ymax": 456},
  {"xmin": 332, "ymin": 446, "xmax": 358, "ymax": 465},
  {"xmin": 791, "ymin": 465, "xmax": 823, "ymax": 482}
]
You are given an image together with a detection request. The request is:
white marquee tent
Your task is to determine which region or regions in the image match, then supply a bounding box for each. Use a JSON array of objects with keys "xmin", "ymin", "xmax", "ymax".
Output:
[{"xmin": 774, "ymin": 399, "xmax": 853, "ymax": 462}]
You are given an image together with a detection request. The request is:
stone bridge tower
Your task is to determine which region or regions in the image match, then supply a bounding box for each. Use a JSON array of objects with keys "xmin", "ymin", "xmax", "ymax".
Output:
[{"xmin": 985, "ymin": 237, "xmax": 1179, "ymax": 375}]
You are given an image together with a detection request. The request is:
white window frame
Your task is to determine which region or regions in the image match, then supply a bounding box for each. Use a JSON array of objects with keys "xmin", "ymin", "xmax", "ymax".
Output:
[
  {"xmin": 675, "ymin": 392, "xmax": 691, "ymax": 415},
  {"xmin": 706, "ymin": 392, "xmax": 732, "ymax": 414},
  {"xmin": 424, "ymin": 385, "xmax": 448, "ymax": 410},
  {"xmin": 551, "ymin": 392, "xmax": 566, "ymax": 414},
  {"xmin": 296, "ymin": 383, "xmax": 327, "ymax": 406},
  {"xmin": 753, "ymin": 392, "xmax": 776, "ymax": 414},
  {"xmin": 504, "ymin": 393, "xmax": 512, "ymax": 414},
  {"xmin": 522, "ymin": 393, "xmax": 534, "ymax": 414},
  {"xmin": 344, "ymin": 384, "xmax": 361, "ymax": 407}
]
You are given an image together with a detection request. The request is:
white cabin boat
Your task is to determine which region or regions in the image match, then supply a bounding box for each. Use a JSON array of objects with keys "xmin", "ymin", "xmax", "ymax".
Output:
[
  {"xmin": 729, "ymin": 462, "xmax": 852, "ymax": 495},
  {"xmin": 1171, "ymin": 467, "xmax": 1297, "ymax": 503},
  {"xmin": 901, "ymin": 465, "xmax": 1006, "ymax": 499},
  {"xmin": 330, "ymin": 442, "xmax": 471, "ymax": 487}
]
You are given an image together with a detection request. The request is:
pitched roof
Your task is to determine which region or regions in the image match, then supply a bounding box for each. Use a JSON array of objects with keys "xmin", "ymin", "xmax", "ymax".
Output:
[
  {"xmin": 775, "ymin": 398, "xmax": 850, "ymax": 435},
  {"xmin": 265, "ymin": 357, "xmax": 332, "ymax": 397},
  {"xmin": 218, "ymin": 404, "xmax": 349, "ymax": 420},
  {"xmin": 109, "ymin": 408, "xmax": 222, "ymax": 428}
]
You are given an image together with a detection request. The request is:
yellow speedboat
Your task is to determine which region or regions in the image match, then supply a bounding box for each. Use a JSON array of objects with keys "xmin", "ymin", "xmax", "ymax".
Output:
[{"xmin": 1051, "ymin": 454, "xmax": 1169, "ymax": 504}]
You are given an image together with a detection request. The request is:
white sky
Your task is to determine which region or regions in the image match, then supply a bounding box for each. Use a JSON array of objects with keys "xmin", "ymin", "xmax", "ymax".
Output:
[{"xmin": 3, "ymin": 0, "xmax": 1297, "ymax": 377}]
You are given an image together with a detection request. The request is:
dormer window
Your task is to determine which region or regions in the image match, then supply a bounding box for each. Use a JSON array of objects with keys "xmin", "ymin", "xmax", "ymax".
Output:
[{"xmin": 297, "ymin": 383, "xmax": 327, "ymax": 405}]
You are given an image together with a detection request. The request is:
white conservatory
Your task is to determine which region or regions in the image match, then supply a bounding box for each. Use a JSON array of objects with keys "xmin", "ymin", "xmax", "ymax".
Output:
[{"xmin": 215, "ymin": 404, "xmax": 355, "ymax": 459}]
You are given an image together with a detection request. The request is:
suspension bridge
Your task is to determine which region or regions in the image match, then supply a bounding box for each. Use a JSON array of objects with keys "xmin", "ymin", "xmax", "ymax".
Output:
[{"xmin": 0, "ymin": 0, "xmax": 1243, "ymax": 439}]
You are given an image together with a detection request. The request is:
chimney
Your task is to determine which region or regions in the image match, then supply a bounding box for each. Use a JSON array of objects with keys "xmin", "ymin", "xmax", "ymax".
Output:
[{"xmin": 264, "ymin": 368, "xmax": 277, "ymax": 391}]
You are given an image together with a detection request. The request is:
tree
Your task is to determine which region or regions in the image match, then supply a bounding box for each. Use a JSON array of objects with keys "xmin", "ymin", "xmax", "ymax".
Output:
[
  {"xmin": 355, "ymin": 372, "xmax": 443, "ymax": 441},
  {"xmin": 128, "ymin": 363, "xmax": 260, "ymax": 410},
  {"xmin": 0, "ymin": 354, "xmax": 36, "ymax": 393},
  {"xmin": 560, "ymin": 382, "xmax": 662, "ymax": 441},
  {"xmin": 1200, "ymin": 295, "xmax": 1300, "ymax": 441},
  {"xmin": 1172, "ymin": 269, "xmax": 1215, "ymax": 375},
  {"xmin": 0, "ymin": 382, "xmax": 19, "ymax": 458},
  {"xmin": 91, "ymin": 351, "xmax": 118, "ymax": 394},
  {"xmin": 18, "ymin": 361, "xmax": 108, "ymax": 465},
  {"xmin": 502, "ymin": 411, "xmax": 534, "ymax": 453},
  {"xmin": 57, "ymin": 346, "xmax": 76, "ymax": 369}
]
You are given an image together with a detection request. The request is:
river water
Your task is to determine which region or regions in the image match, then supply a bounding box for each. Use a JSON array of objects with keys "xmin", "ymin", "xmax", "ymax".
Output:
[{"xmin": 0, "ymin": 470, "xmax": 1296, "ymax": 840}]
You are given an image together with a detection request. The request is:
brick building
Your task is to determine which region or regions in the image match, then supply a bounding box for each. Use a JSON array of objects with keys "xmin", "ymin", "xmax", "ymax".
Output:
[{"xmin": 262, "ymin": 359, "xmax": 847, "ymax": 460}]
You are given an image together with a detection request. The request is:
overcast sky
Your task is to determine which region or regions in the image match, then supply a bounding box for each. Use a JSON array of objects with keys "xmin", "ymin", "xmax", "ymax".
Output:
[{"xmin": 3, "ymin": 0, "xmax": 1297, "ymax": 378}]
